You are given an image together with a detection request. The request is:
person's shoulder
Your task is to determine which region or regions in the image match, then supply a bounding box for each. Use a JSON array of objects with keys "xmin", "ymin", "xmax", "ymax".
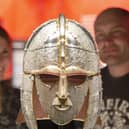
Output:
[
  {"xmin": 2, "ymin": 79, "xmax": 20, "ymax": 96},
  {"xmin": 1, "ymin": 79, "xmax": 12, "ymax": 87},
  {"xmin": 100, "ymin": 66, "xmax": 108, "ymax": 75}
]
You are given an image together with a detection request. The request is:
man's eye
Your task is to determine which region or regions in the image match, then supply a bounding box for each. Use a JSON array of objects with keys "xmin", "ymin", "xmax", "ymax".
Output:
[
  {"xmin": 95, "ymin": 35, "xmax": 105, "ymax": 43},
  {"xmin": 3, "ymin": 50, "xmax": 9, "ymax": 57},
  {"xmin": 0, "ymin": 50, "xmax": 9, "ymax": 59},
  {"xmin": 111, "ymin": 31, "xmax": 123, "ymax": 37},
  {"xmin": 39, "ymin": 74, "xmax": 59, "ymax": 84},
  {"xmin": 68, "ymin": 75, "xmax": 86, "ymax": 86}
]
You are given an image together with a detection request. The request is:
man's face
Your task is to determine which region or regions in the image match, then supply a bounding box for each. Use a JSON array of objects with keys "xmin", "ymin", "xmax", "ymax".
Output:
[
  {"xmin": 0, "ymin": 37, "xmax": 9, "ymax": 80},
  {"xmin": 94, "ymin": 14, "xmax": 129, "ymax": 67}
]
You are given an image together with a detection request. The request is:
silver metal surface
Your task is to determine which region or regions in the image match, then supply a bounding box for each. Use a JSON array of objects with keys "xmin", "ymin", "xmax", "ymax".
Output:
[{"xmin": 21, "ymin": 14, "xmax": 102, "ymax": 129}]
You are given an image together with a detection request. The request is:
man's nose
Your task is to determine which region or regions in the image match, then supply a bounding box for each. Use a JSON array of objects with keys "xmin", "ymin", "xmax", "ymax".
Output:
[{"xmin": 101, "ymin": 35, "xmax": 114, "ymax": 48}]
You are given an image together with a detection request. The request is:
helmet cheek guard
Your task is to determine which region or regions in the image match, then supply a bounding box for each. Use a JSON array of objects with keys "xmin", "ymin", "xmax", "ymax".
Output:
[{"xmin": 21, "ymin": 14, "xmax": 102, "ymax": 129}]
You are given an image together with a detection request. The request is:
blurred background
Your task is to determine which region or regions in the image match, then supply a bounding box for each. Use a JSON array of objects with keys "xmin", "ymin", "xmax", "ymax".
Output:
[{"xmin": 1, "ymin": 0, "xmax": 129, "ymax": 88}]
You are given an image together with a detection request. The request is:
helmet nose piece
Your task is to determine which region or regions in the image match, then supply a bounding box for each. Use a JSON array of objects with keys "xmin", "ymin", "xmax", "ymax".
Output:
[{"xmin": 59, "ymin": 93, "xmax": 69, "ymax": 104}]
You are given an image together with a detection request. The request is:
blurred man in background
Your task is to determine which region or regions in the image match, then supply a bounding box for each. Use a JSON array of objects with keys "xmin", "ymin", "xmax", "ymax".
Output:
[{"xmin": 94, "ymin": 7, "xmax": 129, "ymax": 129}]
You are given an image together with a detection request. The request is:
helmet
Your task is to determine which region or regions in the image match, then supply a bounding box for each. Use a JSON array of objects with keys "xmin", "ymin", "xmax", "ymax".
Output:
[{"xmin": 21, "ymin": 14, "xmax": 102, "ymax": 129}]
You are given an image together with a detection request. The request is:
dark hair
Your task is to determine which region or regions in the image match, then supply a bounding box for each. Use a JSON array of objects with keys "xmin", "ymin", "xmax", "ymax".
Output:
[
  {"xmin": 0, "ymin": 26, "xmax": 12, "ymax": 45},
  {"xmin": 94, "ymin": 7, "xmax": 129, "ymax": 25},
  {"xmin": 100, "ymin": 7, "xmax": 129, "ymax": 16}
]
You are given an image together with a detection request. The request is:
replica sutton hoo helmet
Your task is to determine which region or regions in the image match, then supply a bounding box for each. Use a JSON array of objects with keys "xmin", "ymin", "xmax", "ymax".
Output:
[{"xmin": 21, "ymin": 14, "xmax": 102, "ymax": 129}]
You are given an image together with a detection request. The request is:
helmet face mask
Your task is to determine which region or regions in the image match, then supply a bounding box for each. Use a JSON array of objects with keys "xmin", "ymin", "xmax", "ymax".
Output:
[{"xmin": 21, "ymin": 15, "xmax": 102, "ymax": 129}]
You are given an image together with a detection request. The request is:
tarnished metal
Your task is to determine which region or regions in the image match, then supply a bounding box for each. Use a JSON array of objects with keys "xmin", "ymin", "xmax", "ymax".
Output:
[{"xmin": 21, "ymin": 14, "xmax": 102, "ymax": 129}]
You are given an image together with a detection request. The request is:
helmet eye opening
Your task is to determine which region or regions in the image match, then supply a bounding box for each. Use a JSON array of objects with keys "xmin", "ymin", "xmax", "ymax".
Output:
[{"xmin": 38, "ymin": 73, "xmax": 87, "ymax": 87}]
